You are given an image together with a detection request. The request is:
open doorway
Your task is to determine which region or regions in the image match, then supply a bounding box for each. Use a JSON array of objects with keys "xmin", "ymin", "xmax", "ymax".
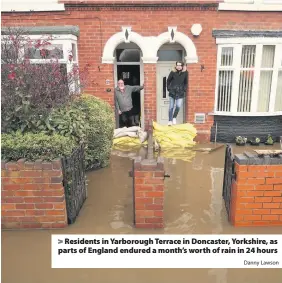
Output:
[
  {"xmin": 114, "ymin": 44, "xmax": 143, "ymax": 129},
  {"xmin": 117, "ymin": 65, "xmax": 141, "ymax": 127}
]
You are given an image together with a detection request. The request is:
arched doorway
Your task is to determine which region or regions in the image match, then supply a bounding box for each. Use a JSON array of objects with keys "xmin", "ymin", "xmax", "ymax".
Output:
[
  {"xmin": 114, "ymin": 42, "xmax": 144, "ymax": 129},
  {"xmin": 156, "ymin": 43, "xmax": 187, "ymax": 125}
]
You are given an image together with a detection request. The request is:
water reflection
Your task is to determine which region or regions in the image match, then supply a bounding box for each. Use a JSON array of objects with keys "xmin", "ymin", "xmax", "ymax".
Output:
[
  {"xmin": 192, "ymin": 155, "xmax": 204, "ymax": 170},
  {"xmin": 2, "ymin": 144, "xmax": 282, "ymax": 283}
]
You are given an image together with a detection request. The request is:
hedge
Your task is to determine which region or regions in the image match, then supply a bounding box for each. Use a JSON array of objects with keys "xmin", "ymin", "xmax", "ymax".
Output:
[
  {"xmin": 1, "ymin": 131, "xmax": 77, "ymax": 162},
  {"xmin": 50, "ymin": 94, "xmax": 115, "ymax": 170}
]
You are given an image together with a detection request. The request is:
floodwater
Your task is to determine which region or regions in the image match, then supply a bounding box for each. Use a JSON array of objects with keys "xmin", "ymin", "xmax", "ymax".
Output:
[{"xmin": 2, "ymin": 143, "xmax": 282, "ymax": 283}]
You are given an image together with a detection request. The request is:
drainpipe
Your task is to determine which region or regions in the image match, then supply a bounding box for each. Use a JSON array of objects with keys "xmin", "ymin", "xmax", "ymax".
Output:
[
  {"xmin": 147, "ymin": 120, "xmax": 154, "ymax": 160},
  {"xmin": 214, "ymin": 122, "xmax": 218, "ymax": 145}
]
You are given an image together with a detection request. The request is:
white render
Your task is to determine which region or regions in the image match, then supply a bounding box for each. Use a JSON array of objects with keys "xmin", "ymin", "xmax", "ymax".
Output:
[
  {"xmin": 102, "ymin": 27, "xmax": 198, "ymax": 64},
  {"xmin": 1, "ymin": 0, "xmax": 65, "ymax": 12},
  {"xmin": 219, "ymin": 0, "xmax": 282, "ymax": 11}
]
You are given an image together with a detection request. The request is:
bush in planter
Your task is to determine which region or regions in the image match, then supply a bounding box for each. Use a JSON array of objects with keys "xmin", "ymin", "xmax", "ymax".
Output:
[
  {"xmin": 250, "ymin": 137, "xmax": 260, "ymax": 145},
  {"xmin": 49, "ymin": 94, "xmax": 115, "ymax": 170},
  {"xmin": 1, "ymin": 131, "xmax": 77, "ymax": 161},
  {"xmin": 265, "ymin": 134, "xmax": 274, "ymax": 145},
  {"xmin": 1, "ymin": 27, "xmax": 89, "ymax": 134},
  {"xmin": 235, "ymin": 136, "xmax": 247, "ymax": 146}
]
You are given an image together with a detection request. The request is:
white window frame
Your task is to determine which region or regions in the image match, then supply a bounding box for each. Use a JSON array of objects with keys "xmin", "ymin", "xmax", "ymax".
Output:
[
  {"xmin": 1, "ymin": 0, "xmax": 65, "ymax": 12},
  {"xmin": 22, "ymin": 34, "xmax": 78, "ymax": 69},
  {"xmin": 214, "ymin": 37, "xmax": 282, "ymax": 116},
  {"xmin": 219, "ymin": 0, "xmax": 282, "ymax": 11},
  {"xmin": 1, "ymin": 33, "xmax": 79, "ymax": 93}
]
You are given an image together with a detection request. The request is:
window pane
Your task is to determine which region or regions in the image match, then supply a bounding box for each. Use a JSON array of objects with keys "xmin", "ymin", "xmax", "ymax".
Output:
[
  {"xmin": 261, "ymin": 45, "xmax": 275, "ymax": 68},
  {"xmin": 25, "ymin": 44, "xmax": 64, "ymax": 59},
  {"xmin": 157, "ymin": 50, "xmax": 182, "ymax": 61},
  {"xmin": 217, "ymin": 70, "xmax": 233, "ymax": 112},
  {"xmin": 116, "ymin": 49, "xmax": 140, "ymax": 62},
  {"xmin": 241, "ymin": 45, "xmax": 256, "ymax": 68},
  {"xmin": 275, "ymin": 71, "xmax": 282, "ymax": 111},
  {"xmin": 237, "ymin": 71, "xmax": 254, "ymax": 112},
  {"xmin": 221, "ymin": 47, "xmax": 233, "ymax": 66},
  {"xmin": 257, "ymin": 70, "xmax": 273, "ymax": 112}
]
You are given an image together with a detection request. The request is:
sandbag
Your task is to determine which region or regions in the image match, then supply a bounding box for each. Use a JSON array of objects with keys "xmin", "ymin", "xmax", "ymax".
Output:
[
  {"xmin": 113, "ymin": 126, "xmax": 141, "ymax": 138},
  {"xmin": 160, "ymin": 148, "xmax": 196, "ymax": 162},
  {"xmin": 112, "ymin": 136, "xmax": 148, "ymax": 148},
  {"xmin": 113, "ymin": 126, "xmax": 148, "ymax": 150},
  {"xmin": 153, "ymin": 121, "xmax": 197, "ymax": 149}
]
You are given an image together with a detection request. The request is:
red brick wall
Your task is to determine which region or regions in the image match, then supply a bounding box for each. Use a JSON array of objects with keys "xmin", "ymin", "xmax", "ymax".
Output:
[
  {"xmin": 144, "ymin": 64, "xmax": 157, "ymax": 128},
  {"xmin": 230, "ymin": 162, "xmax": 282, "ymax": 227},
  {"xmin": 1, "ymin": 159, "xmax": 68, "ymax": 229},
  {"xmin": 2, "ymin": 7, "xmax": 281, "ymax": 135},
  {"xmin": 133, "ymin": 157, "xmax": 164, "ymax": 228}
]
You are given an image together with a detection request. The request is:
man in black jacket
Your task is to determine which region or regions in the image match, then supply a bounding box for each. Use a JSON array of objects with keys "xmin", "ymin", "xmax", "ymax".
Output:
[{"xmin": 166, "ymin": 61, "xmax": 188, "ymax": 126}]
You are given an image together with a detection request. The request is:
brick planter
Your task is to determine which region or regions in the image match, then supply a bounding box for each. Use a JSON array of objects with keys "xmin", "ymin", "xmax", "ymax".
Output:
[
  {"xmin": 133, "ymin": 156, "xmax": 165, "ymax": 229},
  {"xmin": 1, "ymin": 159, "xmax": 67, "ymax": 229},
  {"xmin": 230, "ymin": 152, "xmax": 282, "ymax": 227}
]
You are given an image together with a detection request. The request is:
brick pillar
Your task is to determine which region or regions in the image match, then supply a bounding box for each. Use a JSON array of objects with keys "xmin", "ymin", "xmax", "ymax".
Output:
[
  {"xmin": 143, "ymin": 64, "xmax": 157, "ymax": 130},
  {"xmin": 1, "ymin": 159, "xmax": 68, "ymax": 229},
  {"xmin": 230, "ymin": 152, "xmax": 282, "ymax": 227},
  {"xmin": 133, "ymin": 156, "xmax": 165, "ymax": 228}
]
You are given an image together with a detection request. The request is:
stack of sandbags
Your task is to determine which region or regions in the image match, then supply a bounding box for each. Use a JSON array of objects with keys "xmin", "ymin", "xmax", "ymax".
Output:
[
  {"xmin": 113, "ymin": 126, "xmax": 148, "ymax": 148},
  {"xmin": 153, "ymin": 121, "xmax": 197, "ymax": 149}
]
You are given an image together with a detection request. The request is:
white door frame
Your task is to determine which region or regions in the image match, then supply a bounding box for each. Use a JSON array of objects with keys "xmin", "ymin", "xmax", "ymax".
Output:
[{"xmin": 156, "ymin": 46, "xmax": 187, "ymax": 124}]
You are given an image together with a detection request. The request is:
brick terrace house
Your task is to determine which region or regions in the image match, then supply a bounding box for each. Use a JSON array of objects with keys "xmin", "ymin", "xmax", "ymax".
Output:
[{"xmin": 1, "ymin": 0, "xmax": 282, "ymax": 142}]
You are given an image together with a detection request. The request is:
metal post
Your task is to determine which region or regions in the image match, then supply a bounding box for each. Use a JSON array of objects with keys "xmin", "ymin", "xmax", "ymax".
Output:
[
  {"xmin": 214, "ymin": 122, "xmax": 218, "ymax": 145},
  {"xmin": 147, "ymin": 120, "xmax": 154, "ymax": 160}
]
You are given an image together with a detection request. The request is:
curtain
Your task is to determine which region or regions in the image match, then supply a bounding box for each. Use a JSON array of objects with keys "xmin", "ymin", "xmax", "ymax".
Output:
[
  {"xmin": 275, "ymin": 71, "xmax": 282, "ymax": 111},
  {"xmin": 257, "ymin": 45, "xmax": 275, "ymax": 112}
]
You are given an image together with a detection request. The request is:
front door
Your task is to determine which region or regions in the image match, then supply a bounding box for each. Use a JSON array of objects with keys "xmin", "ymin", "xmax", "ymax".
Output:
[{"xmin": 156, "ymin": 63, "xmax": 185, "ymax": 125}]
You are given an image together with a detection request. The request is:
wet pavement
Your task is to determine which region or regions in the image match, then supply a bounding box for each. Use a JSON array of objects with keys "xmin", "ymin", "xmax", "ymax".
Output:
[{"xmin": 2, "ymin": 143, "xmax": 282, "ymax": 283}]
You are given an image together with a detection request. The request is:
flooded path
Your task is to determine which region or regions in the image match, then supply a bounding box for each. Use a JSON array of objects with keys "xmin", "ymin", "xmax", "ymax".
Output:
[{"xmin": 2, "ymin": 144, "xmax": 282, "ymax": 283}]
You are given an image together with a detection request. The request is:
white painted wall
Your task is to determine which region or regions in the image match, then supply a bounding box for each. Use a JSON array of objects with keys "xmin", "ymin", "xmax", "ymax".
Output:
[
  {"xmin": 1, "ymin": 0, "xmax": 65, "ymax": 12},
  {"xmin": 219, "ymin": 0, "xmax": 282, "ymax": 10}
]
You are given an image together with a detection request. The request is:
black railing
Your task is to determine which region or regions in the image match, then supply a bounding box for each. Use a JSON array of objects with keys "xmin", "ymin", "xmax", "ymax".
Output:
[
  {"xmin": 222, "ymin": 144, "xmax": 235, "ymax": 220},
  {"xmin": 61, "ymin": 143, "xmax": 87, "ymax": 224}
]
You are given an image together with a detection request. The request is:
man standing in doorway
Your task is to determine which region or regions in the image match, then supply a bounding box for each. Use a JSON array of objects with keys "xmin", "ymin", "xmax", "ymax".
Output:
[
  {"xmin": 115, "ymin": 79, "xmax": 144, "ymax": 127},
  {"xmin": 167, "ymin": 61, "xmax": 188, "ymax": 126}
]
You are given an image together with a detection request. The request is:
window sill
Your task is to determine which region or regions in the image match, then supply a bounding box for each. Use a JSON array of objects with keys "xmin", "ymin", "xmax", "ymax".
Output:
[
  {"xmin": 218, "ymin": 3, "xmax": 282, "ymax": 11},
  {"xmin": 208, "ymin": 112, "xmax": 282, "ymax": 117}
]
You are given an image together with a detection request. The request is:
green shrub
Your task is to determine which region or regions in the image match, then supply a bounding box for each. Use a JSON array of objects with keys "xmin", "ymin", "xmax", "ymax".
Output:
[
  {"xmin": 50, "ymin": 94, "xmax": 115, "ymax": 170},
  {"xmin": 1, "ymin": 131, "xmax": 77, "ymax": 162}
]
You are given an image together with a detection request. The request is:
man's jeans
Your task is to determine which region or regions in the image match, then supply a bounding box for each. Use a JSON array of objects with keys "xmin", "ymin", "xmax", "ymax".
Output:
[{"xmin": 169, "ymin": 97, "xmax": 183, "ymax": 121}]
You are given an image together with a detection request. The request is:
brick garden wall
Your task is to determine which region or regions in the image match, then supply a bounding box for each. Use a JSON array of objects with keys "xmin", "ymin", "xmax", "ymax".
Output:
[
  {"xmin": 1, "ymin": 159, "xmax": 68, "ymax": 229},
  {"xmin": 133, "ymin": 156, "xmax": 165, "ymax": 229},
  {"xmin": 2, "ymin": 6, "xmax": 281, "ymax": 136},
  {"xmin": 230, "ymin": 153, "xmax": 282, "ymax": 227}
]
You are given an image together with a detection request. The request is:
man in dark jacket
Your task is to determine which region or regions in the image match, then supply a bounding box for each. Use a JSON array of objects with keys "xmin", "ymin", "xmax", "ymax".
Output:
[
  {"xmin": 167, "ymin": 61, "xmax": 188, "ymax": 126},
  {"xmin": 115, "ymin": 79, "xmax": 144, "ymax": 128}
]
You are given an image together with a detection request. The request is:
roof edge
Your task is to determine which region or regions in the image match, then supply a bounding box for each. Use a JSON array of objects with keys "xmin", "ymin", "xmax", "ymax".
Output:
[
  {"xmin": 1, "ymin": 26, "xmax": 80, "ymax": 37},
  {"xmin": 212, "ymin": 29, "xmax": 282, "ymax": 38}
]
